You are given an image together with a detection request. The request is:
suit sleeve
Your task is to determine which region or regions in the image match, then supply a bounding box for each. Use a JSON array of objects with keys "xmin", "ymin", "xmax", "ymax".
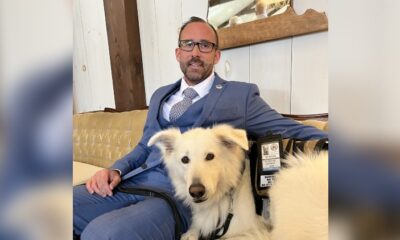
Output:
[
  {"xmin": 244, "ymin": 84, "xmax": 328, "ymax": 140},
  {"xmin": 110, "ymin": 95, "xmax": 157, "ymax": 176},
  {"xmin": 110, "ymin": 118, "xmax": 152, "ymax": 176}
]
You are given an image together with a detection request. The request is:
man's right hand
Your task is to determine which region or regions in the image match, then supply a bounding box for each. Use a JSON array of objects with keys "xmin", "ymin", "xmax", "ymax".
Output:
[{"xmin": 86, "ymin": 169, "xmax": 121, "ymax": 197}]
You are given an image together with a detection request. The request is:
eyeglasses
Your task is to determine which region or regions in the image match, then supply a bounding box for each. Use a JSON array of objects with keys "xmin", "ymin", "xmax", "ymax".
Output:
[{"xmin": 178, "ymin": 40, "xmax": 217, "ymax": 53}]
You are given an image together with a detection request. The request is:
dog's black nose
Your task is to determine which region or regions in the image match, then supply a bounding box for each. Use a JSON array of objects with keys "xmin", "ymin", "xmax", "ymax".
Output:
[{"xmin": 189, "ymin": 183, "xmax": 205, "ymax": 198}]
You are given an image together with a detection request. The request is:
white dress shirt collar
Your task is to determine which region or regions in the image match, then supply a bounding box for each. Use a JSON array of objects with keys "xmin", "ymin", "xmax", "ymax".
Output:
[{"xmin": 178, "ymin": 72, "xmax": 215, "ymax": 99}]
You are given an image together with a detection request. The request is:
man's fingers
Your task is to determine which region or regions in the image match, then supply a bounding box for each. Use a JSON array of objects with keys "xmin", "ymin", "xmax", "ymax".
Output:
[
  {"xmin": 91, "ymin": 174, "xmax": 108, "ymax": 197},
  {"xmin": 86, "ymin": 178, "xmax": 94, "ymax": 194},
  {"xmin": 109, "ymin": 176, "xmax": 120, "ymax": 191},
  {"xmin": 86, "ymin": 169, "xmax": 120, "ymax": 197},
  {"xmin": 91, "ymin": 179, "xmax": 105, "ymax": 197},
  {"xmin": 98, "ymin": 172, "xmax": 114, "ymax": 196}
]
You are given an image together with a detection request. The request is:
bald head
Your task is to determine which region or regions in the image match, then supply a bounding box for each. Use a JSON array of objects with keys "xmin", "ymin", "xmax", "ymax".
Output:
[{"xmin": 178, "ymin": 16, "xmax": 219, "ymax": 49}]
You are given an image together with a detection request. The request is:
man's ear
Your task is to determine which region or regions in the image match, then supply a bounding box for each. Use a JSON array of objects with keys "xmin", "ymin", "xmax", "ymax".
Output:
[
  {"xmin": 213, "ymin": 49, "xmax": 221, "ymax": 65},
  {"xmin": 148, "ymin": 128, "xmax": 181, "ymax": 157},
  {"xmin": 213, "ymin": 124, "xmax": 248, "ymax": 151},
  {"xmin": 175, "ymin": 48, "xmax": 181, "ymax": 61}
]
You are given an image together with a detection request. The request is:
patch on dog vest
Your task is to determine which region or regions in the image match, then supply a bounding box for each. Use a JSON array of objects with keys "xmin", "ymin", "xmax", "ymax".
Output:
[
  {"xmin": 250, "ymin": 135, "xmax": 328, "ymax": 199},
  {"xmin": 255, "ymin": 134, "xmax": 283, "ymax": 191}
]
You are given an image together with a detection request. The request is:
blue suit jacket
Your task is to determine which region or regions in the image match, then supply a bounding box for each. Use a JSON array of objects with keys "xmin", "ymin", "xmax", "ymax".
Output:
[{"xmin": 111, "ymin": 74, "xmax": 327, "ymax": 181}]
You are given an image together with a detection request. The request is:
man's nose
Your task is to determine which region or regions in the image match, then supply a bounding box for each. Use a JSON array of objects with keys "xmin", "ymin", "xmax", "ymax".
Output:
[{"xmin": 191, "ymin": 44, "xmax": 201, "ymax": 56}]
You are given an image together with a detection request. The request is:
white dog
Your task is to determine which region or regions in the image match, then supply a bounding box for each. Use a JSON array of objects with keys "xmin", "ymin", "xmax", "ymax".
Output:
[
  {"xmin": 148, "ymin": 124, "xmax": 269, "ymax": 239},
  {"xmin": 148, "ymin": 124, "xmax": 328, "ymax": 240}
]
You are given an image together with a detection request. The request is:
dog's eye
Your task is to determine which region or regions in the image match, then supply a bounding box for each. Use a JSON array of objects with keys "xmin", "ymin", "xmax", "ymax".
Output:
[
  {"xmin": 181, "ymin": 156, "xmax": 190, "ymax": 164},
  {"xmin": 205, "ymin": 153, "xmax": 214, "ymax": 161}
]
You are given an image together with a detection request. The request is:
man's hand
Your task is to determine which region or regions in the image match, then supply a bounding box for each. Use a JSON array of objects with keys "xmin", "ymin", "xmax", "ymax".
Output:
[{"xmin": 86, "ymin": 169, "xmax": 121, "ymax": 197}]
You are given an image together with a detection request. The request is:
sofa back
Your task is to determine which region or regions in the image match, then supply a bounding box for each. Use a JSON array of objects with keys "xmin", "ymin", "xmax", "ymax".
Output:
[
  {"xmin": 73, "ymin": 110, "xmax": 148, "ymax": 168},
  {"xmin": 73, "ymin": 109, "xmax": 327, "ymax": 169}
]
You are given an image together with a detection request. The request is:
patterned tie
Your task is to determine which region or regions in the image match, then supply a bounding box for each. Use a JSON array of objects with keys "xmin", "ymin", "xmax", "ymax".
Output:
[{"xmin": 169, "ymin": 88, "xmax": 199, "ymax": 122}]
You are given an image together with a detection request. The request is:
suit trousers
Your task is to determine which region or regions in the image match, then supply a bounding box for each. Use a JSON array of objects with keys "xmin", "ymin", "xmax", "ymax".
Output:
[{"xmin": 73, "ymin": 180, "xmax": 192, "ymax": 240}]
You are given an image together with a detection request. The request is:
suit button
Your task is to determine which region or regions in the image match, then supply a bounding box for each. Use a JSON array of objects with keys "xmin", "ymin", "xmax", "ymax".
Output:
[{"xmin": 141, "ymin": 163, "xmax": 147, "ymax": 169}]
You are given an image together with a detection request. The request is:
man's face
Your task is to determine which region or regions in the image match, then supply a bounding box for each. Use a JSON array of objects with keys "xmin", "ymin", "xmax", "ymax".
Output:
[{"xmin": 176, "ymin": 22, "xmax": 221, "ymax": 86}]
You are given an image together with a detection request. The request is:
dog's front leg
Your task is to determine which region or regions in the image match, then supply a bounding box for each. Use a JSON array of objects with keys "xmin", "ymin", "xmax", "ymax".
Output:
[{"xmin": 180, "ymin": 228, "xmax": 199, "ymax": 240}]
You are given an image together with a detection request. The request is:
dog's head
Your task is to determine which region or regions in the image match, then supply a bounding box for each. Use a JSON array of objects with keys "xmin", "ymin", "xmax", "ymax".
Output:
[{"xmin": 148, "ymin": 124, "xmax": 248, "ymax": 205}]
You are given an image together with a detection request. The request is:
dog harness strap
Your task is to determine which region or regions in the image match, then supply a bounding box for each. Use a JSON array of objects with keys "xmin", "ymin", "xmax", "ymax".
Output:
[
  {"xmin": 117, "ymin": 186, "xmax": 184, "ymax": 240},
  {"xmin": 204, "ymin": 189, "xmax": 235, "ymax": 239},
  {"xmin": 214, "ymin": 212, "xmax": 234, "ymax": 239}
]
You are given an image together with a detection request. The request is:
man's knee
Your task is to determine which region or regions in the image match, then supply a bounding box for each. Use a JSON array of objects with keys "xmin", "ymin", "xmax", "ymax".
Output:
[
  {"xmin": 80, "ymin": 198, "xmax": 183, "ymax": 240},
  {"xmin": 81, "ymin": 217, "xmax": 121, "ymax": 240},
  {"xmin": 80, "ymin": 211, "xmax": 162, "ymax": 240},
  {"xmin": 75, "ymin": 189, "xmax": 191, "ymax": 240}
]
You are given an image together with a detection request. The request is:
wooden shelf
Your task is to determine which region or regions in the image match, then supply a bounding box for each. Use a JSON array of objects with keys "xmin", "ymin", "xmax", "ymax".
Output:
[{"xmin": 217, "ymin": 6, "xmax": 328, "ymax": 50}]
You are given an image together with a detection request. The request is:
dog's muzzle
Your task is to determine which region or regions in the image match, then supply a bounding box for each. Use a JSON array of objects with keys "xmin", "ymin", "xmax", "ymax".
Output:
[{"xmin": 189, "ymin": 183, "xmax": 207, "ymax": 203}]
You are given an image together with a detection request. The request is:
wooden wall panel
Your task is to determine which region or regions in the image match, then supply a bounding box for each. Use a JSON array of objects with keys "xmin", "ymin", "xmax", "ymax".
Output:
[
  {"xmin": 153, "ymin": 0, "xmax": 183, "ymax": 90},
  {"xmin": 250, "ymin": 39, "xmax": 292, "ymax": 114},
  {"xmin": 291, "ymin": 31, "xmax": 328, "ymax": 114},
  {"xmin": 215, "ymin": 46, "xmax": 250, "ymax": 82},
  {"xmin": 138, "ymin": 0, "xmax": 210, "ymax": 103},
  {"xmin": 136, "ymin": 0, "xmax": 161, "ymax": 104},
  {"xmin": 103, "ymin": 0, "xmax": 146, "ymax": 111},
  {"xmin": 73, "ymin": 0, "xmax": 115, "ymax": 113},
  {"xmin": 73, "ymin": 0, "xmax": 92, "ymax": 112},
  {"xmin": 291, "ymin": 0, "xmax": 328, "ymax": 114},
  {"xmin": 137, "ymin": 0, "xmax": 182, "ymax": 103}
]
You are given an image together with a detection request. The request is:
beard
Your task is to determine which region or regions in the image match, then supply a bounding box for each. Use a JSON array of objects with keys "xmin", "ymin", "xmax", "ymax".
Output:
[{"xmin": 180, "ymin": 57, "xmax": 213, "ymax": 85}]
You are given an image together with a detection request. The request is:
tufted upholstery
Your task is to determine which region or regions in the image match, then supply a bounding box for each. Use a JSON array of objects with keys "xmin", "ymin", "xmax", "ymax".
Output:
[{"xmin": 73, "ymin": 110, "xmax": 148, "ymax": 168}]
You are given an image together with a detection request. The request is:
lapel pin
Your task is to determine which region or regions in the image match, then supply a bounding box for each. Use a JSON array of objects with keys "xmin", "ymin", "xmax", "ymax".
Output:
[{"xmin": 215, "ymin": 84, "xmax": 223, "ymax": 90}]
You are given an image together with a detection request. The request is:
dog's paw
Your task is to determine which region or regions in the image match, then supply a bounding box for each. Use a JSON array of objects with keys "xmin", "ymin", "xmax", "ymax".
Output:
[{"xmin": 180, "ymin": 230, "xmax": 198, "ymax": 240}]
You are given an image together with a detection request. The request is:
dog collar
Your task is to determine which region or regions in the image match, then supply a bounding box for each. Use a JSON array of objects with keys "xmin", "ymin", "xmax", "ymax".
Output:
[
  {"xmin": 200, "ymin": 158, "xmax": 247, "ymax": 240},
  {"xmin": 213, "ymin": 190, "xmax": 235, "ymax": 239},
  {"xmin": 201, "ymin": 191, "xmax": 234, "ymax": 240},
  {"xmin": 201, "ymin": 164, "xmax": 245, "ymax": 240}
]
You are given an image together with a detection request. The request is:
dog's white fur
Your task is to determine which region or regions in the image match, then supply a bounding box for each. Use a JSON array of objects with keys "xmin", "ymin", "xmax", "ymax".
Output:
[
  {"xmin": 269, "ymin": 151, "xmax": 328, "ymax": 240},
  {"xmin": 148, "ymin": 124, "xmax": 328, "ymax": 240}
]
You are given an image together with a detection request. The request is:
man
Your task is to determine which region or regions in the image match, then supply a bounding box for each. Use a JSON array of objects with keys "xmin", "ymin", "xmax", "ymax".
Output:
[{"xmin": 73, "ymin": 16, "xmax": 327, "ymax": 240}]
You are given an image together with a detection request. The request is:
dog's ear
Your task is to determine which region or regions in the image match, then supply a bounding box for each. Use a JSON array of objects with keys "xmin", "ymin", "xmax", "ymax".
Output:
[
  {"xmin": 147, "ymin": 128, "xmax": 181, "ymax": 156},
  {"xmin": 213, "ymin": 124, "xmax": 249, "ymax": 151}
]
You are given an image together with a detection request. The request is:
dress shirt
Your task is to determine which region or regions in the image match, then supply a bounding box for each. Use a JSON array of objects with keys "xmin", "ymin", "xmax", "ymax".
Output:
[{"xmin": 162, "ymin": 72, "xmax": 215, "ymax": 121}]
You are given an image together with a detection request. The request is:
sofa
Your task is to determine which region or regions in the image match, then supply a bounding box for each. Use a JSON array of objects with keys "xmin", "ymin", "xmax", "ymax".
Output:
[
  {"xmin": 73, "ymin": 110, "xmax": 147, "ymax": 185},
  {"xmin": 73, "ymin": 109, "xmax": 328, "ymax": 186}
]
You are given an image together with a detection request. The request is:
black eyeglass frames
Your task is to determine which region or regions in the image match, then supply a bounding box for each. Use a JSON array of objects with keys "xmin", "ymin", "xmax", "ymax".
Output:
[{"xmin": 178, "ymin": 40, "xmax": 217, "ymax": 53}]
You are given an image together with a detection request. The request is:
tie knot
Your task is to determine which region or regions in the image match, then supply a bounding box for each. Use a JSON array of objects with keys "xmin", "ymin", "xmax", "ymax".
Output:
[{"xmin": 183, "ymin": 88, "xmax": 198, "ymax": 100}]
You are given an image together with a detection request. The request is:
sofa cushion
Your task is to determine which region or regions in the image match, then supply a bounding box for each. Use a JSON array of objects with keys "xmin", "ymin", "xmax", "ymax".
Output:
[
  {"xmin": 73, "ymin": 161, "xmax": 104, "ymax": 186},
  {"xmin": 73, "ymin": 110, "xmax": 148, "ymax": 168}
]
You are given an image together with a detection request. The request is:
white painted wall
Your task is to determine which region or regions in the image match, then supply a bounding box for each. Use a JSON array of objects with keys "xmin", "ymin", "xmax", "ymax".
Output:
[
  {"xmin": 137, "ymin": 0, "xmax": 209, "ymax": 103},
  {"xmin": 73, "ymin": 0, "xmax": 114, "ymax": 113},
  {"xmin": 291, "ymin": 0, "xmax": 328, "ymax": 114}
]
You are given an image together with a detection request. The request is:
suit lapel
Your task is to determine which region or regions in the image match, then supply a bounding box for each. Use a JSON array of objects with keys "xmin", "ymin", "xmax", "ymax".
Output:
[
  {"xmin": 193, "ymin": 74, "xmax": 226, "ymax": 127},
  {"xmin": 150, "ymin": 80, "xmax": 181, "ymax": 130}
]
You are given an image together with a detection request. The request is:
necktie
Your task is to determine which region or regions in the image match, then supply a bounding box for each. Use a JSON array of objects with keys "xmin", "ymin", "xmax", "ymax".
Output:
[{"xmin": 169, "ymin": 88, "xmax": 198, "ymax": 122}]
